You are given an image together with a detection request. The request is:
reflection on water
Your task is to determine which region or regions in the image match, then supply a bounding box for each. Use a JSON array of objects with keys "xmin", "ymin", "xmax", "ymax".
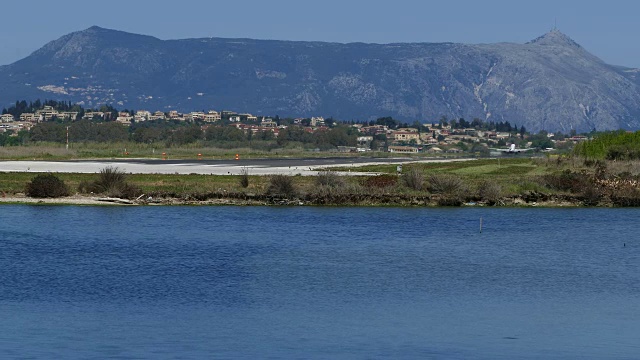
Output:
[{"xmin": 1, "ymin": 206, "xmax": 638, "ymax": 358}]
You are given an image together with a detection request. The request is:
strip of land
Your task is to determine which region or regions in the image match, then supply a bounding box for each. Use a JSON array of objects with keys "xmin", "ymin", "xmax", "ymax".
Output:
[
  {"xmin": 0, "ymin": 157, "xmax": 474, "ymax": 176},
  {"xmin": 2, "ymin": 157, "xmax": 638, "ymax": 207}
]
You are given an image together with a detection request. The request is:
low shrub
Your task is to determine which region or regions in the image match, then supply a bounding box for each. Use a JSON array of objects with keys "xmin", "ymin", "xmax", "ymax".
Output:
[
  {"xmin": 436, "ymin": 194, "xmax": 465, "ymax": 206},
  {"xmin": 477, "ymin": 180, "xmax": 502, "ymax": 205},
  {"xmin": 542, "ymin": 170, "xmax": 591, "ymax": 193},
  {"xmin": 239, "ymin": 167, "xmax": 250, "ymax": 188},
  {"xmin": 315, "ymin": 170, "xmax": 345, "ymax": 188},
  {"xmin": 363, "ymin": 175, "xmax": 397, "ymax": 189},
  {"xmin": 402, "ymin": 168, "xmax": 425, "ymax": 191},
  {"xmin": 105, "ymin": 182, "xmax": 142, "ymax": 199},
  {"xmin": 428, "ymin": 174, "xmax": 465, "ymax": 194},
  {"xmin": 92, "ymin": 166, "xmax": 127, "ymax": 192},
  {"xmin": 428, "ymin": 174, "xmax": 468, "ymax": 206},
  {"xmin": 267, "ymin": 174, "xmax": 297, "ymax": 198},
  {"xmin": 25, "ymin": 174, "xmax": 70, "ymax": 198},
  {"xmin": 610, "ymin": 186, "xmax": 640, "ymax": 206},
  {"xmin": 79, "ymin": 166, "xmax": 142, "ymax": 199},
  {"xmin": 582, "ymin": 183, "xmax": 604, "ymax": 206},
  {"xmin": 78, "ymin": 180, "xmax": 91, "ymax": 194}
]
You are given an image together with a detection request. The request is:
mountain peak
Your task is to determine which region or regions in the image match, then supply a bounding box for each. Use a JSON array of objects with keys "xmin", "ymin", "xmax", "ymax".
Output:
[
  {"xmin": 75, "ymin": 26, "xmax": 159, "ymax": 40},
  {"xmin": 527, "ymin": 29, "xmax": 581, "ymax": 47},
  {"xmin": 75, "ymin": 25, "xmax": 118, "ymax": 36}
]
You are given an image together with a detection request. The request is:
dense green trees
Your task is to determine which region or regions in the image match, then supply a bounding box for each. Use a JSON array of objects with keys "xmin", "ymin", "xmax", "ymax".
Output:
[
  {"xmin": 22, "ymin": 115, "xmax": 361, "ymax": 149},
  {"xmin": 28, "ymin": 121, "xmax": 129, "ymax": 143},
  {"xmin": 0, "ymin": 130, "xmax": 28, "ymax": 146},
  {"xmin": 574, "ymin": 131, "xmax": 640, "ymax": 160},
  {"xmin": 29, "ymin": 123, "xmax": 66, "ymax": 142},
  {"xmin": 529, "ymin": 131, "xmax": 555, "ymax": 150},
  {"xmin": 205, "ymin": 126, "xmax": 247, "ymax": 143}
]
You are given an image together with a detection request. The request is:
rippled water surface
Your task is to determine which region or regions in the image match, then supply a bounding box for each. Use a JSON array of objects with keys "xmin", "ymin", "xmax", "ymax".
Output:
[{"xmin": 1, "ymin": 206, "xmax": 639, "ymax": 359}]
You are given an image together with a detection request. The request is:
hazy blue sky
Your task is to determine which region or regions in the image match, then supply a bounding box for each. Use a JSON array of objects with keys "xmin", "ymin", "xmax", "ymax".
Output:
[{"xmin": 1, "ymin": 0, "xmax": 638, "ymax": 66}]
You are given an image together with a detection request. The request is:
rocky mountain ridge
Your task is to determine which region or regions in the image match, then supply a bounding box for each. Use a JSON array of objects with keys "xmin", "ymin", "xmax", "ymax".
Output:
[{"xmin": 1, "ymin": 26, "xmax": 639, "ymax": 132}]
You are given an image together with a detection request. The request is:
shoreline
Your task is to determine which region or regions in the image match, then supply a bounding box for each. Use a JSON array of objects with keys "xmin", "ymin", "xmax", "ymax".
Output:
[
  {"xmin": 0, "ymin": 193, "xmax": 589, "ymax": 207},
  {"xmin": 3, "ymin": 157, "xmax": 637, "ymax": 208}
]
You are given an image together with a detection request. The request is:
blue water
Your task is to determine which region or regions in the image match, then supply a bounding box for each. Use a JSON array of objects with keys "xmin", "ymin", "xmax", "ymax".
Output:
[{"xmin": 0, "ymin": 206, "xmax": 638, "ymax": 359}]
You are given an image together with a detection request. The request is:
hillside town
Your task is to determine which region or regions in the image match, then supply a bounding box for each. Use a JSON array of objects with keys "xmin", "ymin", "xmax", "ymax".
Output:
[{"xmin": 1, "ymin": 102, "xmax": 588, "ymax": 153}]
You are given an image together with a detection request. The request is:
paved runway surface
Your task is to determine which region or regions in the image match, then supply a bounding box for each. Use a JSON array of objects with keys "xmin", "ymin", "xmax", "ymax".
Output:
[{"xmin": 0, "ymin": 157, "xmax": 473, "ymax": 176}]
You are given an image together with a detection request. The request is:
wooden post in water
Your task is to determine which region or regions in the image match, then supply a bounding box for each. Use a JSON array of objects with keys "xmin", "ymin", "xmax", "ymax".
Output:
[{"xmin": 480, "ymin": 217, "xmax": 483, "ymax": 233}]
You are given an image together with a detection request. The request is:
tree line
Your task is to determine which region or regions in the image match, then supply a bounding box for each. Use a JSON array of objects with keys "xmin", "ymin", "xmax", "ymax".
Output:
[
  {"xmin": 17, "ymin": 119, "xmax": 358, "ymax": 150},
  {"xmin": 574, "ymin": 130, "xmax": 640, "ymax": 160}
]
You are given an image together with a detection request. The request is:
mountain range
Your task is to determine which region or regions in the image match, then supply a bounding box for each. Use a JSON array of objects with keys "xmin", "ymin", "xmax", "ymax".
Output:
[{"xmin": 1, "ymin": 26, "xmax": 640, "ymax": 132}]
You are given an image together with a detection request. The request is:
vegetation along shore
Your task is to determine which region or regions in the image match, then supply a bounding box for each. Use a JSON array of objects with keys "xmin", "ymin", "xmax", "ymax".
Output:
[{"xmin": 4, "ymin": 153, "xmax": 640, "ymax": 207}]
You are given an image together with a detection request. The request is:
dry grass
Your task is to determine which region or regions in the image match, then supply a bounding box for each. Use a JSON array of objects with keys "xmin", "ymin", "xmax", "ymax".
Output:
[
  {"xmin": 603, "ymin": 160, "xmax": 640, "ymax": 177},
  {"xmin": 0, "ymin": 145, "xmax": 77, "ymax": 160}
]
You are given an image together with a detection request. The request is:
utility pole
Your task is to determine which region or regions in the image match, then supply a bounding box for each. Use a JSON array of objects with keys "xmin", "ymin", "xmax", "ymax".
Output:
[{"xmin": 66, "ymin": 126, "xmax": 69, "ymax": 150}]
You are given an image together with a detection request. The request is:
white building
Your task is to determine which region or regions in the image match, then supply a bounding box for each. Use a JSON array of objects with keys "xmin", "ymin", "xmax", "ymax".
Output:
[
  {"xmin": 19, "ymin": 113, "xmax": 38, "ymax": 122},
  {"xmin": 83, "ymin": 111, "xmax": 105, "ymax": 120},
  {"xmin": 36, "ymin": 105, "xmax": 58, "ymax": 121},
  {"xmin": 1, "ymin": 114, "xmax": 15, "ymax": 123},
  {"xmin": 150, "ymin": 111, "xmax": 166, "ymax": 120},
  {"xmin": 311, "ymin": 116, "xmax": 325, "ymax": 127},
  {"xmin": 204, "ymin": 111, "xmax": 221, "ymax": 122},
  {"xmin": 135, "ymin": 110, "xmax": 152, "ymax": 122}
]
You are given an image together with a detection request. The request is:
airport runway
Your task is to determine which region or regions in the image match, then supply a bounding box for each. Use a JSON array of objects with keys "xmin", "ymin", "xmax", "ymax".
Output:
[{"xmin": 0, "ymin": 157, "xmax": 474, "ymax": 176}]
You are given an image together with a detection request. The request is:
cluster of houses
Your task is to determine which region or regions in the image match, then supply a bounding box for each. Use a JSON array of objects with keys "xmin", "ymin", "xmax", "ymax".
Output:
[
  {"xmin": 352, "ymin": 125, "xmax": 513, "ymax": 153},
  {"xmin": 113, "ymin": 110, "xmax": 254, "ymax": 125},
  {"xmin": 1, "ymin": 105, "xmax": 83, "ymax": 133},
  {"xmin": 0, "ymin": 104, "xmax": 587, "ymax": 152}
]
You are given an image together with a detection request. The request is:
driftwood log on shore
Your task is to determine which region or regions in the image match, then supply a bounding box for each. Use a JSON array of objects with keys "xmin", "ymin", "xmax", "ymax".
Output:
[{"xmin": 96, "ymin": 197, "xmax": 135, "ymax": 205}]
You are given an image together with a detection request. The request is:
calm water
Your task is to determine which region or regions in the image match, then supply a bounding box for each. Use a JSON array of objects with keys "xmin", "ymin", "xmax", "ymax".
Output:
[{"xmin": 0, "ymin": 206, "xmax": 638, "ymax": 359}]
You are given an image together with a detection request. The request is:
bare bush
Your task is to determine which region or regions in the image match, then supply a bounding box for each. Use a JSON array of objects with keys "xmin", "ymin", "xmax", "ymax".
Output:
[
  {"xmin": 267, "ymin": 174, "xmax": 297, "ymax": 198},
  {"xmin": 315, "ymin": 170, "xmax": 345, "ymax": 188},
  {"xmin": 610, "ymin": 186, "xmax": 640, "ymax": 206},
  {"xmin": 94, "ymin": 166, "xmax": 126, "ymax": 191},
  {"xmin": 428, "ymin": 174, "xmax": 468, "ymax": 206},
  {"xmin": 477, "ymin": 180, "xmax": 502, "ymax": 205},
  {"xmin": 542, "ymin": 170, "xmax": 591, "ymax": 193},
  {"xmin": 105, "ymin": 182, "xmax": 142, "ymax": 199},
  {"xmin": 239, "ymin": 167, "xmax": 250, "ymax": 188},
  {"xmin": 78, "ymin": 180, "xmax": 91, "ymax": 194},
  {"xmin": 402, "ymin": 168, "xmax": 425, "ymax": 191},
  {"xmin": 582, "ymin": 184, "xmax": 604, "ymax": 206},
  {"xmin": 428, "ymin": 174, "xmax": 465, "ymax": 194},
  {"xmin": 80, "ymin": 166, "xmax": 142, "ymax": 199}
]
